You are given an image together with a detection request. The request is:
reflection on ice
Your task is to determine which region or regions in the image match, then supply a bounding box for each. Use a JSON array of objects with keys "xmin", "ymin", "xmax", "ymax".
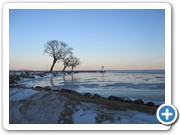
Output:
[{"xmin": 16, "ymin": 70, "xmax": 165, "ymax": 103}]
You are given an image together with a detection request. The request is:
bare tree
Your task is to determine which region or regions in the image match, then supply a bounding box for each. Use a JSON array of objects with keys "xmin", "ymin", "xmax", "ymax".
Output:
[
  {"xmin": 61, "ymin": 54, "xmax": 73, "ymax": 72},
  {"xmin": 69, "ymin": 56, "xmax": 81, "ymax": 72},
  {"xmin": 60, "ymin": 46, "xmax": 73, "ymax": 72},
  {"xmin": 44, "ymin": 40, "xmax": 69, "ymax": 72}
]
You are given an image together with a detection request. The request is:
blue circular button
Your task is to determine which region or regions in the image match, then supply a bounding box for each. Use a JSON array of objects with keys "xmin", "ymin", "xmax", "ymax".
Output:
[{"xmin": 157, "ymin": 104, "xmax": 178, "ymax": 125}]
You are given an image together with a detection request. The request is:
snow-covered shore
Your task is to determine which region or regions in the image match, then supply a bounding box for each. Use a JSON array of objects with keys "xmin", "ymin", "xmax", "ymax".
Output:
[
  {"xmin": 9, "ymin": 71, "xmax": 162, "ymax": 124},
  {"xmin": 9, "ymin": 88, "xmax": 159, "ymax": 124}
]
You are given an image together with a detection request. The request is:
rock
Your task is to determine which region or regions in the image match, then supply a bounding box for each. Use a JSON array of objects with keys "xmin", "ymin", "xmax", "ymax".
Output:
[
  {"xmin": 61, "ymin": 89, "xmax": 80, "ymax": 95},
  {"xmin": 44, "ymin": 86, "xmax": 51, "ymax": 90},
  {"xmin": 99, "ymin": 97, "xmax": 107, "ymax": 100},
  {"xmin": 29, "ymin": 76, "xmax": 35, "ymax": 79},
  {"xmin": 146, "ymin": 102, "xmax": 155, "ymax": 107},
  {"xmin": 134, "ymin": 99, "xmax": 144, "ymax": 105},
  {"xmin": 108, "ymin": 96, "xmax": 125, "ymax": 102},
  {"xmin": 124, "ymin": 99, "xmax": 133, "ymax": 103},
  {"xmin": 91, "ymin": 94, "xmax": 101, "ymax": 99},
  {"xmin": 84, "ymin": 93, "xmax": 92, "ymax": 97},
  {"xmin": 108, "ymin": 96, "xmax": 119, "ymax": 101},
  {"xmin": 61, "ymin": 89, "xmax": 71, "ymax": 93},
  {"xmin": 35, "ymin": 86, "xmax": 43, "ymax": 89},
  {"xmin": 70, "ymin": 90, "xmax": 81, "ymax": 95},
  {"xmin": 118, "ymin": 97, "xmax": 125, "ymax": 102}
]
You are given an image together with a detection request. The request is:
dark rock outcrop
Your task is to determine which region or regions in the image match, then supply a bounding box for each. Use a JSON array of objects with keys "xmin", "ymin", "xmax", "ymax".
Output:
[
  {"xmin": 61, "ymin": 89, "xmax": 81, "ymax": 95},
  {"xmin": 108, "ymin": 96, "xmax": 119, "ymax": 101},
  {"xmin": 108, "ymin": 96, "xmax": 125, "ymax": 102},
  {"xmin": 146, "ymin": 102, "xmax": 155, "ymax": 107},
  {"xmin": 124, "ymin": 99, "xmax": 133, "ymax": 103},
  {"xmin": 34, "ymin": 86, "xmax": 43, "ymax": 89},
  {"xmin": 44, "ymin": 86, "xmax": 51, "ymax": 91},
  {"xmin": 91, "ymin": 94, "xmax": 101, "ymax": 99},
  {"xmin": 84, "ymin": 93, "xmax": 92, "ymax": 97},
  {"xmin": 134, "ymin": 99, "xmax": 144, "ymax": 105}
]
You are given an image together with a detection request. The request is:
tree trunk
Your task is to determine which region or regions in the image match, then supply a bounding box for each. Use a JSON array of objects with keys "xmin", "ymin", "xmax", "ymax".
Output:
[
  {"xmin": 71, "ymin": 67, "xmax": 74, "ymax": 72},
  {"xmin": 50, "ymin": 59, "xmax": 57, "ymax": 72},
  {"xmin": 62, "ymin": 66, "xmax": 67, "ymax": 72}
]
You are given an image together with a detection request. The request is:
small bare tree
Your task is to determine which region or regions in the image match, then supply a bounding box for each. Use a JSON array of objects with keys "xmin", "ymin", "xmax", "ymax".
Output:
[
  {"xmin": 44, "ymin": 40, "xmax": 69, "ymax": 72},
  {"xmin": 69, "ymin": 56, "xmax": 81, "ymax": 72},
  {"xmin": 61, "ymin": 47, "xmax": 73, "ymax": 72},
  {"xmin": 61, "ymin": 54, "xmax": 73, "ymax": 72}
]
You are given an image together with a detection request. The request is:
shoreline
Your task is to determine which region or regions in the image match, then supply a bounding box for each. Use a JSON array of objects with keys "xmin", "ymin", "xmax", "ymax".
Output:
[
  {"xmin": 59, "ymin": 89, "xmax": 158, "ymax": 114},
  {"xmin": 9, "ymin": 71, "xmax": 163, "ymax": 124},
  {"xmin": 9, "ymin": 70, "xmax": 165, "ymax": 75},
  {"xmin": 11, "ymin": 86, "xmax": 159, "ymax": 114},
  {"xmin": 9, "ymin": 87, "xmax": 159, "ymax": 124}
]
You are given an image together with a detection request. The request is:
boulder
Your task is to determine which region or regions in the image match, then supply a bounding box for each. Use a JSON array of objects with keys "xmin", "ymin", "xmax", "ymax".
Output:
[
  {"xmin": 117, "ymin": 97, "xmax": 125, "ymax": 102},
  {"xmin": 124, "ymin": 99, "xmax": 133, "ymax": 103},
  {"xmin": 108, "ymin": 96, "xmax": 119, "ymax": 101},
  {"xmin": 70, "ymin": 90, "xmax": 81, "ymax": 95},
  {"xmin": 146, "ymin": 102, "xmax": 155, "ymax": 107},
  {"xmin": 29, "ymin": 75, "xmax": 35, "ymax": 79},
  {"xmin": 44, "ymin": 86, "xmax": 51, "ymax": 91},
  {"xmin": 91, "ymin": 94, "xmax": 101, "ymax": 99},
  {"xmin": 134, "ymin": 99, "xmax": 144, "ymax": 105},
  {"xmin": 84, "ymin": 93, "xmax": 92, "ymax": 97},
  {"xmin": 61, "ymin": 89, "xmax": 72, "ymax": 93},
  {"xmin": 61, "ymin": 89, "xmax": 80, "ymax": 95},
  {"xmin": 108, "ymin": 96, "xmax": 125, "ymax": 102},
  {"xmin": 35, "ymin": 86, "xmax": 43, "ymax": 89}
]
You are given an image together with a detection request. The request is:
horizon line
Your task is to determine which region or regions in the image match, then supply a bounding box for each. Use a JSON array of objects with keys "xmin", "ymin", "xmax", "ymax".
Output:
[{"xmin": 9, "ymin": 69, "xmax": 165, "ymax": 72}]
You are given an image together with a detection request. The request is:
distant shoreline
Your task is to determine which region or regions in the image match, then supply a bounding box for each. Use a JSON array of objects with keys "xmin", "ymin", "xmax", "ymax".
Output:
[{"xmin": 9, "ymin": 69, "xmax": 165, "ymax": 73}]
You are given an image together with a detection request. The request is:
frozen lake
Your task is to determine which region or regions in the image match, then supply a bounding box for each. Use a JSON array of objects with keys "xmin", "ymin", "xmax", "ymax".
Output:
[{"xmin": 19, "ymin": 70, "xmax": 165, "ymax": 103}]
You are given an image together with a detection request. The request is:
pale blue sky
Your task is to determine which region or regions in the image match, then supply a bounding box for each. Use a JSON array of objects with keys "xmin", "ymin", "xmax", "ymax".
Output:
[{"xmin": 9, "ymin": 9, "xmax": 165, "ymax": 71}]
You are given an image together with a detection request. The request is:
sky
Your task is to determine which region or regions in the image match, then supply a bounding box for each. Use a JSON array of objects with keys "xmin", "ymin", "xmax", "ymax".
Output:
[{"xmin": 9, "ymin": 9, "xmax": 165, "ymax": 71}]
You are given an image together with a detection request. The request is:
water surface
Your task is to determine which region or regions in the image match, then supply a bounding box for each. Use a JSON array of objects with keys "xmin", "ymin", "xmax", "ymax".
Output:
[{"xmin": 27, "ymin": 70, "xmax": 165, "ymax": 102}]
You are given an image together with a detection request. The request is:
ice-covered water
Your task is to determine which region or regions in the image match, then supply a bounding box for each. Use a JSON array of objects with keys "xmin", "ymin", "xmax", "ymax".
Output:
[{"xmin": 19, "ymin": 70, "xmax": 165, "ymax": 103}]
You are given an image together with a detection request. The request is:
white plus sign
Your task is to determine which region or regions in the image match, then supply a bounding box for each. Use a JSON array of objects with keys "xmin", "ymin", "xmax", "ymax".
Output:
[{"xmin": 162, "ymin": 108, "xmax": 173, "ymax": 120}]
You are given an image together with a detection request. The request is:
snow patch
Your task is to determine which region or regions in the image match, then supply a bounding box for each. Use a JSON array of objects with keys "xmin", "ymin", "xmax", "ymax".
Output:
[
  {"xmin": 10, "ymin": 88, "xmax": 40, "ymax": 101},
  {"xmin": 71, "ymin": 102, "xmax": 159, "ymax": 124},
  {"xmin": 73, "ymin": 109, "xmax": 96, "ymax": 124}
]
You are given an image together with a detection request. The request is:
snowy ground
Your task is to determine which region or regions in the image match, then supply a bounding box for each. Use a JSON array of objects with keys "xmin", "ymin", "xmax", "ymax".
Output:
[
  {"xmin": 72, "ymin": 102, "xmax": 159, "ymax": 124},
  {"xmin": 9, "ymin": 88, "xmax": 159, "ymax": 124}
]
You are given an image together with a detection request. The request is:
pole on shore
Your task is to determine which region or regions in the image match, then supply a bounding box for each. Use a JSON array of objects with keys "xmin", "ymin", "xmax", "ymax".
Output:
[{"xmin": 102, "ymin": 66, "xmax": 104, "ymax": 72}]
